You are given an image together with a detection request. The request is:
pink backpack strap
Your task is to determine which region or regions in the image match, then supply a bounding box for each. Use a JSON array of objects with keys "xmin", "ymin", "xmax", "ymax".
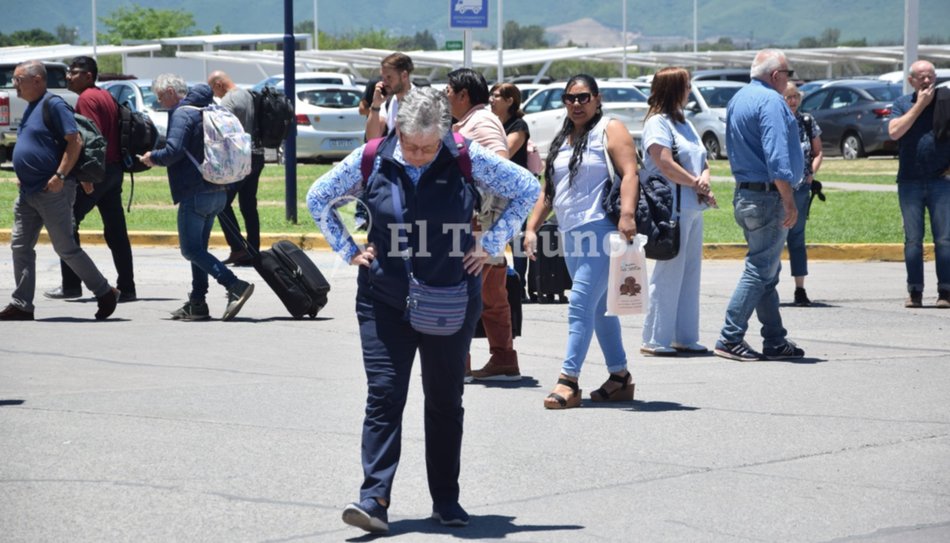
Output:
[
  {"xmin": 451, "ymin": 132, "xmax": 473, "ymax": 182},
  {"xmin": 360, "ymin": 137, "xmax": 385, "ymax": 187}
]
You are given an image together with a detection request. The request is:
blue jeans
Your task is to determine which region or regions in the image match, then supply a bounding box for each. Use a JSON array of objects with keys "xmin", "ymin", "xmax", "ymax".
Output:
[
  {"xmin": 898, "ymin": 178, "xmax": 950, "ymax": 292},
  {"xmin": 177, "ymin": 190, "xmax": 238, "ymax": 301},
  {"xmin": 719, "ymin": 189, "xmax": 788, "ymax": 348},
  {"xmin": 560, "ymin": 218, "xmax": 627, "ymax": 378},
  {"xmin": 642, "ymin": 208, "xmax": 704, "ymax": 348},
  {"xmin": 786, "ymin": 185, "xmax": 811, "ymax": 278}
]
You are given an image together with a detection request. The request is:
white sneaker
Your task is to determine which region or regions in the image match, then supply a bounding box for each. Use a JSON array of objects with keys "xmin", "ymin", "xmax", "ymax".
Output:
[{"xmin": 640, "ymin": 343, "xmax": 677, "ymax": 356}]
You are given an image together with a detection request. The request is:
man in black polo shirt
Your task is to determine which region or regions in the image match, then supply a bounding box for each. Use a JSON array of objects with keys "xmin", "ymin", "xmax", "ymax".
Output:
[{"xmin": 888, "ymin": 60, "xmax": 950, "ymax": 308}]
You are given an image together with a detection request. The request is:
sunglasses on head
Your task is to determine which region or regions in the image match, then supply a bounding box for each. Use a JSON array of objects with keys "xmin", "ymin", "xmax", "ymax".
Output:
[{"xmin": 561, "ymin": 92, "xmax": 593, "ymax": 105}]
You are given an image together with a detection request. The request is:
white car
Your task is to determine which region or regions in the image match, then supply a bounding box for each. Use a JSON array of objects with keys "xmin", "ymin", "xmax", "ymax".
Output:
[
  {"xmin": 99, "ymin": 79, "xmax": 171, "ymax": 139},
  {"xmin": 684, "ymin": 80, "xmax": 745, "ymax": 159},
  {"xmin": 252, "ymin": 72, "xmax": 357, "ymax": 94},
  {"xmin": 292, "ymin": 85, "xmax": 365, "ymax": 162},
  {"xmin": 521, "ymin": 81, "xmax": 649, "ymax": 158}
]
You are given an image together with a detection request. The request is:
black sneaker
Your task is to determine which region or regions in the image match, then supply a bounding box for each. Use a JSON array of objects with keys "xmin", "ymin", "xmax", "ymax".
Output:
[
  {"xmin": 222, "ymin": 280, "xmax": 254, "ymax": 321},
  {"xmin": 794, "ymin": 287, "xmax": 811, "ymax": 306},
  {"xmin": 118, "ymin": 290, "xmax": 138, "ymax": 303},
  {"xmin": 431, "ymin": 502, "xmax": 470, "ymax": 527},
  {"xmin": 171, "ymin": 300, "xmax": 211, "ymax": 321},
  {"xmin": 95, "ymin": 288, "xmax": 119, "ymax": 321},
  {"xmin": 342, "ymin": 498, "xmax": 389, "ymax": 533},
  {"xmin": 937, "ymin": 289, "xmax": 950, "ymax": 309},
  {"xmin": 763, "ymin": 341, "xmax": 805, "ymax": 360},
  {"xmin": 905, "ymin": 290, "xmax": 923, "ymax": 308},
  {"xmin": 714, "ymin": 340, "xmax": 764, "ymax": 362}
]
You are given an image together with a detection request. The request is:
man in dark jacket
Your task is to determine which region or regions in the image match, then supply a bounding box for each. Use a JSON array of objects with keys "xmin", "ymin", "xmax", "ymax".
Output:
[{"xmin": 139, "ymin": 76, "xmax": 254, "ymax": 321}]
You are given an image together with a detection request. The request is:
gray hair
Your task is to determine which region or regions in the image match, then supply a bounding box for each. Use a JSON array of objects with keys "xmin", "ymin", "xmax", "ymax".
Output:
[
  {"xmin": 152, "ymin": 73, "xmax": 188, "ymax": 99},
  {"xmin": 750, "ymin": 49, "xmax": 786, "ymax": 80},
  {"xmin": 396, "ymin": 86, "xmax": 451, "ymax": 138},
  {"xmin": 18, "ymin": 60, "xmax": 46, "ymax": 80}
]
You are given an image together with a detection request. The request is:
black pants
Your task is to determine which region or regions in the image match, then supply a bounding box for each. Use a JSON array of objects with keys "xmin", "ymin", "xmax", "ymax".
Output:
[
  {"xmin": 61, "ymin": 163, "xmax": 135, "ymax": 294},
  {"xmin": 355, "ymin": 285, "xmax": 481, "ymax": 506},
  {"xmin": 218, "ymin": 153, "xmax": 265, "ymax": 253}
]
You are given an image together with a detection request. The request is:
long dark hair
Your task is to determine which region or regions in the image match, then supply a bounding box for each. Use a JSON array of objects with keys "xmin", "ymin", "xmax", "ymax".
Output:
[{"xmin": 543, "ymin": 74, "xmax": 603, "ymax": 206}]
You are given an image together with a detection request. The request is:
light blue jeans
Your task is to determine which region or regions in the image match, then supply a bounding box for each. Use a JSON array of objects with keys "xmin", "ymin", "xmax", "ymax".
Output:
[
  {"xmin": 786, "ymin": 184, "xmax": 812, "ymax": 278},
  {"xmin": 719, "ymin": 189, "xmax": 788, "ymax": 349},
  {"xmin": 560, "ymin": 218, "xmax": 627, "ymax": 378},
  {"xmin": 898, "ymin": 178, "xmax": 950, "ymax": 292},
  {"xmin": 642, "ymin": 208, "xmax": 704, "ymax": 348}
]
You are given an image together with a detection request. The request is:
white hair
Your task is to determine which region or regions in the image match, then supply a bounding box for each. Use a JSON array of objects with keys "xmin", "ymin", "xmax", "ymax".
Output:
[
  {"xmin": 152, "ymin": 73, "xmax": 187, "ymax": 99},
  {"xmin": 396, "ymin": 86, "xmax": 451, "ymax": 138},
  {"xmin": 750, "ymin": 49, "xmax": 786, "ymax": 81}
]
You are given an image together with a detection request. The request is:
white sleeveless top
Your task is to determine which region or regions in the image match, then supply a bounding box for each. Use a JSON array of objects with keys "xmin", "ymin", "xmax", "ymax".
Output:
[{"xmin": 552, "ymin": 117, "xmax": 611, "ymax": 232}]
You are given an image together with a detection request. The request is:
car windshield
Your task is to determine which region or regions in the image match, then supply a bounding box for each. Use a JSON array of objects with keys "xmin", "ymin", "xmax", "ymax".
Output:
[
  {"xmin": 697, "ymin": 85, "xmax": 742, "ymax": 108},
  {"xmin": 866, "ymin": 86, "xmax": 902, "ymax": 102},
  {"xmin": 599, "ymin": 87, "xmax": 647, "ymax": 102},
  {"xmin": 298, "ymin": 89, "xmax": 362, "ymax": 108}
]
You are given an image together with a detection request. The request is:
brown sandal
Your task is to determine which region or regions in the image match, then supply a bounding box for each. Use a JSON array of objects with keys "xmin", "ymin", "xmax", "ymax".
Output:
[
  {"xmin": 589, "ymin": 371, "xmax": 634, "ymax": 402},
  {"xmin": 544, "ymin": 377, "xmax": 582, "ymax": 409}
]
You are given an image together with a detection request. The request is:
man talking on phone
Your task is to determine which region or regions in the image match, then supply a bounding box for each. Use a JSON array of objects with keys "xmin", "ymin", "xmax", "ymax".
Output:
[
  {"xmin": 364, "ymin": 52, "xmax": 414, "ymax": 140},
  {"xmin": 888, "ymin": 60, "xmax": 950, "ymax": 309}
]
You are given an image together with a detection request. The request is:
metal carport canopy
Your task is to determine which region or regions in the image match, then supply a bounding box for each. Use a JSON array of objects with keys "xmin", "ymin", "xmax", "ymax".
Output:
[{"xmin": 0, "ymin": 43, "xmax": 161, "ymax": 63}]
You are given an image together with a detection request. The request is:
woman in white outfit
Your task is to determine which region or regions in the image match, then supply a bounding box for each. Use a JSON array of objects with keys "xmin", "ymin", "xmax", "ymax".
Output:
[{"xmin": 640, "ymin": 67, "xmax": 718, "ymax": 356}]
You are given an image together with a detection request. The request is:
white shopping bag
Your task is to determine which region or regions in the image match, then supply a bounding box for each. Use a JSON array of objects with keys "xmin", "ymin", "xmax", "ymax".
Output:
[{"xmin": 605, "ymin": 233, "xmax": 650, "ymax": 316}]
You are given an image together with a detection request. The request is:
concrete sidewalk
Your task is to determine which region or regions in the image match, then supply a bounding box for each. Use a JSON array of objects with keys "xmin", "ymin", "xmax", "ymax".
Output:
[{"xmin": 1, "ymin": 245, "xmax": 949, "ymax": 542}]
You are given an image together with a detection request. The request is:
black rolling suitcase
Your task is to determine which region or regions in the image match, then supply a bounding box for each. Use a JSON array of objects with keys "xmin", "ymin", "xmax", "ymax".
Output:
[
  {"xmin": 219, "ymin": 215, "xmax": 330, "ymax": 319},
  {"xmin": 528, "ymin": 221, "xmax": 571, "ymax": 304},
  {"xmin": 256, "ymin": 240, "xmax": 330, "ymax": 319},
  {"xmin": 474, "ymin": 267, "xmax": 523, "ymax": 338}
]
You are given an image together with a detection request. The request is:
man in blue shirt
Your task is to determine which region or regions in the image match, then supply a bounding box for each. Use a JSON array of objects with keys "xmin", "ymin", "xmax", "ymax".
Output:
[
  {"xmin": 887, "ymin": 60, "xmax": 950, "ymax": 309},
  {"xmin": 714, "ymin": 49, "xmax": 805, "ymax": 362},
  {"xmin": 1, "ymin": 60, "xmax": 119, "ymax": 321}
]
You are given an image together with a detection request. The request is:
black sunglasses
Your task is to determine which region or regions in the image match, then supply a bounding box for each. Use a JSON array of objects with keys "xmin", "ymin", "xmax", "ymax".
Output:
[
  {"xmin": 561, "ymin": 92, "xmax": 593, "ymax": 105},
  {"xmin": 775, "ymin": 69, "xmax": 795, "ymax": 78}
]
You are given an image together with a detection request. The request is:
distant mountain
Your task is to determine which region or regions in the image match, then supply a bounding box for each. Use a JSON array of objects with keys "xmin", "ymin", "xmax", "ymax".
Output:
[{"xmin": 5, "ymin": 0, "xmax": 950, "ymax": 50}]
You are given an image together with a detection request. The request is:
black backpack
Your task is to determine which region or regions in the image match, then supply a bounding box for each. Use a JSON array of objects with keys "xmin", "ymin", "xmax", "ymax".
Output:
[
  {"xmin": 112, "ymin": 96, "xmax": 158, "ymax": 174},
  {"xmin": 251, "ymin": 87, "xmax": 294, "ymax": 148},
  {"xmin": 42, "ymin": 95, "xmax": 107, "ymax": 184}
]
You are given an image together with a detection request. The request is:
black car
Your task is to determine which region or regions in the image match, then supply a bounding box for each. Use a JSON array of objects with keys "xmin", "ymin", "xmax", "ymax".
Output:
[{"xmin": 798, "ymin": 80, "xmax": 903, "ymax": 159}]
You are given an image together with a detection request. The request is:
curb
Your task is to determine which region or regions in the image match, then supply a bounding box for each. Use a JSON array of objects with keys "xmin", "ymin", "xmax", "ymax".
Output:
[{"xmin": 0, "ymin": 230, "xmax": 933, "ymax": 261}]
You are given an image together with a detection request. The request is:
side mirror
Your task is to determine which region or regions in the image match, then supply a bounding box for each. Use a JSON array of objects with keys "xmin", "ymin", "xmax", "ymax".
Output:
[{"xmin": 686, "ymin": 101, "xmax": 701, "ymax": 113}]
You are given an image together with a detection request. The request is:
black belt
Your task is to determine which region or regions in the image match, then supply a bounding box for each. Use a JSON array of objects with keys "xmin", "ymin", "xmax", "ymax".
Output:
[{"xmin": 738, "ymin": 182, "xmax": 776, "ymax": 192}]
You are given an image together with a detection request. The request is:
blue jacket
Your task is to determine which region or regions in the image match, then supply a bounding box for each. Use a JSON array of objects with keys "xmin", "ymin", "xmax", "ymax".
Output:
[{"xmin": 149, "ymin": 84, "xmax": 221, "ymax": 203}]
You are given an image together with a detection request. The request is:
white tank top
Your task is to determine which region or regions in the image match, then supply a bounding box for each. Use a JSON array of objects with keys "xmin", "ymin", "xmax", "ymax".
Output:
[{"xmin": 552, "ymin": 117, "xmax": 611, "ymax": 232}]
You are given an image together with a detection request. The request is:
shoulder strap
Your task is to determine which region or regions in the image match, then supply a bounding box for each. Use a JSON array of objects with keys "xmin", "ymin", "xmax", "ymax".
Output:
[
  {"xmin": 450, "ymin": 131, "xmax": 473, "ymax": 182},
  {"xmin": 360, "ymin": 137, "xmax": 385, "ymax": 187}
]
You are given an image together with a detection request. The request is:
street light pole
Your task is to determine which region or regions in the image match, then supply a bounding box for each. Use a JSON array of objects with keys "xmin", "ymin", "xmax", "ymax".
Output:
[
  {"xmin": 313, "ymin": 0, "xmax": 319, "ymax": 50},
  {"xmin": 622, "ymin": 0, "xmax": 627, "ymax": 78},
  {"xmin": 91, "ymin": 0, "xmax": 98, "ymax": 59},
  {"xmin": 693, "ymin": 0, "xmax": 698, "ymax": 54}
]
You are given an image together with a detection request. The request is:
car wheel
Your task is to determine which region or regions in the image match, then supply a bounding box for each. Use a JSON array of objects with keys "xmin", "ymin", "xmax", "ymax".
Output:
[
  {"xmin": 703, "ymin": 133, "xmax": 722, "ymax": 160},
  {"xmin": 841, "ymin": 133, "xmax": 865, "ymax": 160}
]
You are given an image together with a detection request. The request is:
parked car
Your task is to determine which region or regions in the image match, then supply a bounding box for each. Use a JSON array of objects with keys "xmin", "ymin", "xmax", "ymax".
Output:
[
  {"xmin": 879, "ymin": 69, "xmax": 950, "ymax": 87},
  {"xmin": 692, "ymin": 68, "xmax": 750, "ymax": 83},
  {"xmin": 522, "ymin": 81, "xmax": 649, "ymax": 158},
  {"xmin": 684, "ymin": 80, "xmax": 745, "ymax": 159},
  {"xmin": 291, "ymin": 85, "xmax": 365, "ymax": 162},
  {"xmin": 799, "ymin": 79, "xmax": 902, "ymax": 159},
  {"xmin": 252, "ymin": 72, "xmax": 357, "ymax": 93},
  {"xmin": 798, "ymin": 79, "xmax": 833, "ymax": 96}
]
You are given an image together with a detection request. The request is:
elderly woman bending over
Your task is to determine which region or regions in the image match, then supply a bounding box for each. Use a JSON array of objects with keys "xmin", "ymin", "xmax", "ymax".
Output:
[{"xmin": 307, "ymin": 86, "xmax": 539, "ymax": 534}]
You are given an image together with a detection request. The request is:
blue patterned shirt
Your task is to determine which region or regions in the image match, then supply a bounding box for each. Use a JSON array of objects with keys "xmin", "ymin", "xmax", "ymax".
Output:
[{"xmin": 307, "ymin": 138, "xmax": 540, "ymax": 263}]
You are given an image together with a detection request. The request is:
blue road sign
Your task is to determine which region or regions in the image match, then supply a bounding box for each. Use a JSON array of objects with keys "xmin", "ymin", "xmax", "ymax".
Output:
[{"xmin": 449, "ymin": 0, "xmax": 488, "ymax": 29}]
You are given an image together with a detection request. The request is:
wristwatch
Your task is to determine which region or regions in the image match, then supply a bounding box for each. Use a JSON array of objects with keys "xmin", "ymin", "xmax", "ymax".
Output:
[
  {"xmin": 371, "ymin": 106, "xmax": 381, "ymax": 112},
  {"xmin": 54, "ymin": 171, "xmax": 66, "ymax": 181}
]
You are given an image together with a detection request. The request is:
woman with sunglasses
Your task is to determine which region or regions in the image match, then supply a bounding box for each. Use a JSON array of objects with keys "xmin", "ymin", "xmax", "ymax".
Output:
[{"xmin": 523, "ymin": 74, "xmax": 640, "ymax": 409}]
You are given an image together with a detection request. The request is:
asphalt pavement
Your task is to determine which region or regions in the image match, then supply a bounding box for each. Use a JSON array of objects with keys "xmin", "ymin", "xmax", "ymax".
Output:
[{"xmin": 2, "ymin": 244, "xmax": 949, "ymax": 542}]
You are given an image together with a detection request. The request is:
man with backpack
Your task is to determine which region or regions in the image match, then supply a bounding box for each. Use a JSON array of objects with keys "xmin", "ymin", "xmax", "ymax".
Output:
[
  {"xmin": 208, "ymin": 71, "xmax": 265, "ymax": 267},
  {"xmin": 43, "ymin": 56, "xmax": 137, "ymax": 303},
  {"xmin": 1, "ymin": 60, "xmax": 119, "ymax": 321},
  {"xmin": 139, "ymin": 74, "xmax": 254, "ymax": 322}
]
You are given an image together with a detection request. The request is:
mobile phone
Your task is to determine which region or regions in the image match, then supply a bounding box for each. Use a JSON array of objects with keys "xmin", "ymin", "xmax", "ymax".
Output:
[{"xmin": 379, "ymin": 86, "xmax": 388, "ymax": 98}]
